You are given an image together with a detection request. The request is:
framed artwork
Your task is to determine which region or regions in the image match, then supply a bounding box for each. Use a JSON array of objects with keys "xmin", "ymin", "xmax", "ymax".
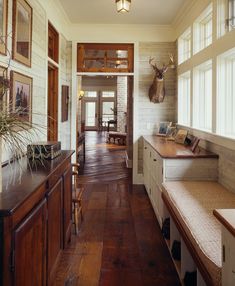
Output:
[
  {"xmin": 174, "ymin": 129, "xmax": 188, "ymax": 144},
  {"xmin": 0, "ymin": 0, "xmax": 8, "ymax": 55},
  {"xmin": 191, "ymin": 137, "xmax": 200, "ymax": 153},
  {"xmin": 157, "ymin": 121, "xmax": 172, "ymax": 136},
  {"xmin": 12, "ymin": 0, "xmax": 32, "ymax": 67},
  {"xmin": 10, "ymin": 71, "xmax": 32, "ymax": 124},
  {"xmin": 61, "ymin": 85, "xmax": 69, "ymax": 122},
  {"xmin": 0, "ymin": 65, "xmax": 9, "ymax": 104}
]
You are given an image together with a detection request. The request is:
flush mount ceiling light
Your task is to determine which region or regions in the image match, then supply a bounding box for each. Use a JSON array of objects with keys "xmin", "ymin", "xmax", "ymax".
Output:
[{"xmin": 116, "ymin": 0, "xmax": 131, "ymax": 13}]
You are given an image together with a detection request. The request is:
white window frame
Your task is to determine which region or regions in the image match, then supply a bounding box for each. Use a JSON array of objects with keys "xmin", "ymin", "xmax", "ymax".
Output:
[
  {"xmin": 178, "ymin": 28, "xmax": 191, "ymax": 64},
  {"xmin": 218, "ymin": 0, "xmax": 235, "ymax": 38},
  {"xmin": 217, "ymin": 48, "xmax": 235, "ymax": 138},
  {"xmin": 228, "ymin": 0, "xmax": 235, "ymax": 28},
  {"xmin": 193, "ymin": 60, "xmax": 213, "ymax": 132},
  {"xmin": 178, "ymin": 71, "xmax": 191, "ymax": 126},
  {"xmin": 193, "ymin": 4, "xmax": 213, "ymax": 54}
]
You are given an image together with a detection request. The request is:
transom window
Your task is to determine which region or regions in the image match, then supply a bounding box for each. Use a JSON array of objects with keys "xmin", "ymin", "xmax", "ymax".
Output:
[
  {"xmin": 102, "ymin": 91, "xmax": 115, "ymax": 98},
  {"xmin": 193, "ymin": 4, "xmax": 213, "ymax": 54},
  {"xmin": 84, "ymin": 91, "xmax": 98, "ymax": 98},
  {"xmin": 228, "ymin": 0, "xmax": 235, "ymax": 27},
  {"xmin": 77, "ymin": 43, "xmax": 134, "ymax": 73},
  {"xmin": 178, "ymin": 28, "xmax": 191, "ymax": 64}
]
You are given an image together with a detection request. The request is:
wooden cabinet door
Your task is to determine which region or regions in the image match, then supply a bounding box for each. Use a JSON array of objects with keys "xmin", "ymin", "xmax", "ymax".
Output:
[
  {"xmin": 13, "ymin": 199, "xmax": 47, "ymax": 286},
  {"xmin": 63, "ymin": 165, "xmax": 72, "ymax": 248},
  {"xmin": 47, "ymin": 178, "xmax": 63, "ymax": 285}
]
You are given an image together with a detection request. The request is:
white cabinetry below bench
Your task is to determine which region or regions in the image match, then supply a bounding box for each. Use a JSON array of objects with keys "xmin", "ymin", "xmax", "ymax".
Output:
[{"xmin": 143, "ymin": 136, "xmax": 218, "ymax": 227}]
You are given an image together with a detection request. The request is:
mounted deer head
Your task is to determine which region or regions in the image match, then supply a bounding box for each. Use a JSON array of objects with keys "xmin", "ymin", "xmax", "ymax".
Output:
[{"xmin": 148, "ymin": 54, "xmax": 174, "ymax": 103}]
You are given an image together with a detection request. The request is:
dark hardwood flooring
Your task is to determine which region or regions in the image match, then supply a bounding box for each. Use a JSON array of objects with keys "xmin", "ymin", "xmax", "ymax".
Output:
[{"xmin": 53, "ymin": 131, "xmax": 180, "ymax": 286}]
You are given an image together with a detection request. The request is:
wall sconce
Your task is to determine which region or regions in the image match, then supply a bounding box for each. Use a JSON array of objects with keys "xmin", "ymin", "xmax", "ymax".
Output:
[
  {"xmin": 78, "ymin": 90, "xmax": 85, "ymax": 100},
  {"xmin": 116, "ymin": 0, "xmax": 131, "ymax": 13}
]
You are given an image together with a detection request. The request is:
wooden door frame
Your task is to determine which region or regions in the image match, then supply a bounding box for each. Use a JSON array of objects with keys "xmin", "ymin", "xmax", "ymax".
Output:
[
  {"xmin": 47, "ymin": 63, "xmax": 58, "ymax": 141},
  {"xmin": 126, "ymin": 75, "xmax": 133, "ymax": 167}
]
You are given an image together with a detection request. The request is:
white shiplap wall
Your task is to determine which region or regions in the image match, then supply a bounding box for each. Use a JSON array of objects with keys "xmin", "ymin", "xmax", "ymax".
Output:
[
  {"xmin": 1, "ymin": 0, "xmax": 72, "ymax": 161},
  {"xmin": 138, "ymin": 42, "xmax": 177, "ymax": 173},
  {"xmin": 59, "ymin": 35, "xmax": 72, "ymax": 149}
]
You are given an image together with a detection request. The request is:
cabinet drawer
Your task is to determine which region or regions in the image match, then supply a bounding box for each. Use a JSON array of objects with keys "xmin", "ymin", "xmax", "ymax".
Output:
[
  {"xmin": 12, "ymin": 183, "xmax": 46, "ymax": 227},
  {"xmin": 47, "ymin": 161, "xmax": 70, "ymax": 190}
]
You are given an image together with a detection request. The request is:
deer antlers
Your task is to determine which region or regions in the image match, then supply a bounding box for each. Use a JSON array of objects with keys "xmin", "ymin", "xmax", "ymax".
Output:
[{"xmin": 149, "ymin": 54, "xmax": 175, "ymax": 77}]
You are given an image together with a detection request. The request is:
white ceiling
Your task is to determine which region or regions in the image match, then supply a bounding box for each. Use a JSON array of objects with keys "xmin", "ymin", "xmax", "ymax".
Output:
[{"xmin": 58, "ymin": 0, "xmax": 188, "ymax": 25}]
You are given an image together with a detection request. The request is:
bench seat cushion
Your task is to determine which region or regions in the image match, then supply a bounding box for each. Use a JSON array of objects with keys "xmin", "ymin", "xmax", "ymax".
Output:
[{"xmin": 162, "ymin": 181, "xmax": 235, "ymax": 286}]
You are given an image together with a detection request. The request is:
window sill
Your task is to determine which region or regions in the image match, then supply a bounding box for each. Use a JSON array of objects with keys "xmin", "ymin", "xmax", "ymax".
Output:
[{"xmin": 177, "ymin": 124, "xmax": 235, "ymax": 152}]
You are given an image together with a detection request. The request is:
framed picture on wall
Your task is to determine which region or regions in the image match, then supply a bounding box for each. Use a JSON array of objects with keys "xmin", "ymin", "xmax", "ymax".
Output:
[
  {"xmin": 10, "ymin": 71, "xmax": 32, "ymax": 124},
  {"xmin": 157, "ymin": 121, "xmax": 172, "ymax": 136},
  {"xmin": 174, "ymin": 129, "xmax": 188, "ymax": 144},
  {"xmin": 0, "ymin": 65, "xmax": 9, "ymax": 105},
  {"xmin": 12, "ymin": 0, "xmax": 32, "ymax": 67},
  {"xmin": 61, "ymin": 85, "xmax": 69, "ymax": 122},
  {"xmin": 0, "ymin": 0, "xmax": 8, "ymax": 55}
]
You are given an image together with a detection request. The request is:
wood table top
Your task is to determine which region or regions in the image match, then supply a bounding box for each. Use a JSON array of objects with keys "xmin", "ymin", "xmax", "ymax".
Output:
[
  {"xmin": 214, "ymin": 209, "xmax": 235, "ymax": 238},
  {"xmin": 0, "ymin": 150, "xmax": 74, "ymax": 216},
  {"xmin": 143, "ymin": 135, "xmax": 218, "ymax": 159}
]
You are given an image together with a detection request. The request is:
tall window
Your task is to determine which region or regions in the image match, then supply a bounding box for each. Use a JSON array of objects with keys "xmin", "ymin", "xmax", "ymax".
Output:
[
  {"xmin": 217, "ymin": 0, "xmax": 235, "ymax": 37},
  {"xmin": 178, "ymin": 28, "xmax": 191, "ymax": 64},
  {"xmin": 228, "ymin": 0, "xmax": 235, "ymax": 27},
  {"xmin": 217, "ymin": 48, "xmax": 235, "ymax": 138},
  {"xmin": 178, "ymin": 71, "xmax": 191, "ymax": 126},
  {"xmin": 193, "ymin": 4, "xmax": 213, "ymax": 54},
  {"xmin": 193, "ymin": 60, "xmax": 212, "ymax": 131}
]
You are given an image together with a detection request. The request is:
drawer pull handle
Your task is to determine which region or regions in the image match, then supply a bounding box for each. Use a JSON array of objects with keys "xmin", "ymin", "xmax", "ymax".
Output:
[
  {"xmin": 144, "ymin": 147, "xmax": 147, "ymax": 149},
  {"xmin": 153, "ymin": 159, "xmax": 157, "ymax": 162},
  {"xmin": 232, "ymin": 270, "xmax": 235, "ymax": 274}
]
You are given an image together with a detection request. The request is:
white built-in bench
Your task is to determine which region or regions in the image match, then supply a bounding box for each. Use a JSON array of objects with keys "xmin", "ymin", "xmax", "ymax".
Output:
[{"xmin": 162, "ymin": 181, "xmax": 235, "ymax": 286}]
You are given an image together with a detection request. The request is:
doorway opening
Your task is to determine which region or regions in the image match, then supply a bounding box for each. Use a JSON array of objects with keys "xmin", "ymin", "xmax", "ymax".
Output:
[
  {"xmin": 76, "ymin": 42, "xmax": 134, "ymax": 170},
  {"xmin": 77, "ymin": 75, "xmax": 133, "ymax": 169},
  {"xmin": 82, "ymin": 77, "xmax": 117, "ymax": 132}
]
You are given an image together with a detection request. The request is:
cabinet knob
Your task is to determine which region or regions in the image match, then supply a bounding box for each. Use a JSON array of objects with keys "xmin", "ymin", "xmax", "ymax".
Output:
[
  {"xmin": 153, "ymin": 159, "xmax": 157, "ymax": 162},
  {"xmin": 144, "ymin": 147, "xmax": 147, "ymax": 150}
]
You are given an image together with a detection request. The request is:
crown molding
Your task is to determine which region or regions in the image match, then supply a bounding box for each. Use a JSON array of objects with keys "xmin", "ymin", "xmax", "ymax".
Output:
[
  {"xmin": 53, "ymin": 0, "xmax": 72, "ymax": 26},
  {"xmin": 172, "ymin": 0, "xmax": 197, "ymax": 29}
]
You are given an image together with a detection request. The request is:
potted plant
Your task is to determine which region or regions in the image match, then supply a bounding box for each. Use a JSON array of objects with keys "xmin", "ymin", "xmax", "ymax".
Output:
[{"xmin": 0, "ymin": 64, "xmax": 46, "ymax": 193}]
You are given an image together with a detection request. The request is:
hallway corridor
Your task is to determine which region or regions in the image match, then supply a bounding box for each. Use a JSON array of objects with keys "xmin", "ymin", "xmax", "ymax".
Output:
[{"xmin": 53, "ymin": 132, "xmax": 180, "ymax": 286}]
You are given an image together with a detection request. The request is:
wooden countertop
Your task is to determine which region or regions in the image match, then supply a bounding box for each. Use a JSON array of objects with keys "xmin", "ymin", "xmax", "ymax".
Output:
[
  {"xmin": 143, "ymin": 135, "xmax": 218, "ymax": 159},
  {"xmin": 214, "ymin": 209, "xmax": 235, "ymax": 238},
  {"xmin": 0, "ymin": 150, "xmax": 74, "ymax": 216}
]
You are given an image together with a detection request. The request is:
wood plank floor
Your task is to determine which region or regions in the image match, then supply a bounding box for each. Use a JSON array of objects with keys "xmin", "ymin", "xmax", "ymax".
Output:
[{"xmin": 53, "ymin": 131, "xmax": 180, "ymax": 286}]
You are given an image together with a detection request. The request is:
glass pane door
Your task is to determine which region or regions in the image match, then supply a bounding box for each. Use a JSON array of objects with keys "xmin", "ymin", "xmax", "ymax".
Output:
[
  {"xmin": 85, "ymin": 101, "xmax": 97, "ymax": 130},
  {"xmin": 102, "ymin": 101, "xmax": 115, "ymax": 123}
]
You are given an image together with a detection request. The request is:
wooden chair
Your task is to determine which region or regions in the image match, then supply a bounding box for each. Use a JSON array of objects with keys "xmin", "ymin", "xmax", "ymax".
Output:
[{"xmin": 72, "ymin": 163, "xmax": 83, "ymax": 234}]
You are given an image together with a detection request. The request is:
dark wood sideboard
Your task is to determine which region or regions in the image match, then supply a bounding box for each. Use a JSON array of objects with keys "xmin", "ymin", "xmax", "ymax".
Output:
[{"xmin": 0, "ymin": 150, "xmax": 74, "ymax": 286}]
